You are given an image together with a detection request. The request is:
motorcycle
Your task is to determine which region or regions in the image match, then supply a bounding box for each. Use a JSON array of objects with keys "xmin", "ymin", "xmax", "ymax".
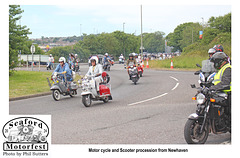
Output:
[
  {"xmin": 128, "ymin": 65, "xmax": 139, "ymax": 85},
  {"xmin": 119, "ymin": 58, "xmax": 125, "ymax": 64},
  {"xmin": 184, "ymin": 60, "xmax": 231, "ymax": 144},
  {"xmin": 81, "ymin": 73, "xmax": 112, "ymax": 107},
  {"xmin": 71, "ymin": 62, "xmax": 80, "ymax": 72},
  {"xmin": 47, "ymin": 72, "xmax": 79, "ymax": 101},
  {"xmin": 103, "ymin": 60, "xmax": 111, "ymax": 71},
  {"xmin": 194, "ymin": 60, "xmax": 216, "ymax": 88},
  {"xmin": 137, "ymin": 64, "xmax": 143, "ymax": 77}
]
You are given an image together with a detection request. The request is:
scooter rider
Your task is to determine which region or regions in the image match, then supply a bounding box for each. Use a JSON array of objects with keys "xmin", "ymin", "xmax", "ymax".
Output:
[
  {"xmin": 126, "ymin": 53, "xmax": 136, "ymax": 79},
  {"xmin": 53, "ymin": 57, "xmax": 72, "ymax": 81},
  {"xmin": 86, "ymin": 56, "xmax": 103, "ymax": 94}
]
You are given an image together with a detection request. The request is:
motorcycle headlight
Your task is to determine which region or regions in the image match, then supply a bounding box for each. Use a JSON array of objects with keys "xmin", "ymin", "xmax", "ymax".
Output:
[{"xmin": 196, "ymin": 93, "xmax": 206, "ymax": 104}]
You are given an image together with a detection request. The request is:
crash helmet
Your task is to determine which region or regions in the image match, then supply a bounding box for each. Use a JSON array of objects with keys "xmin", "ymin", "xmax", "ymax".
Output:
[
  {"xmin": 208, "ymin": 48, "xmax": 216, "ymax": 57},
  {"xmin": 59, "ymin": 57, "xmax": 66, "ymax": 63},
  {"xmin": 105, "ymin": 53, "xmax": 108, "ymax": 56},
  {"xmin": 75, "ymin": 54, "xmax": 78, "ymax": 57},
  {"xmin": 210, "ymin": 52, "xmax": 228, "ymax": 70},
  {"xmin": 213, "ymin": 44, "xmax": 224, "ymax": 52},
  {"xmin": 49, "ymin": 54, "xmax": 52, "ymax": 57},
  {"xmin": 90, "ymin": 56, "xmax": 98, "ymax": 64},
  {"xmin": 129, "ymin": 53, "xmax": 134, "ymax": 58}
]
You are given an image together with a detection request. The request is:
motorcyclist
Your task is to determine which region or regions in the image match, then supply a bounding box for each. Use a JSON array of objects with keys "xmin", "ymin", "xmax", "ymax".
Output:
[
  {"xmin": 213, "ymin": 44, "xmax": 231, "ymax": 64},
  {"xmin": 53, "ymin": 57, "xmax": 72, "ymax": 81},
  {"xmin": 208, "ymin": 48, "xmax": 216, "ymax": 58},
  {"xmin": 126, "ymin": 53, "xmax": 137, "ymax": 79},
  {"xmin": 209, "ymin": 52, "xmax": 231, "ymax": 94},
  {"xmin": 86, "ymin": 56, "xmax": 103, "ymax": 94},
  {"xmin": 103, "ymin": 53, "xmax": 111, "ymax": 64}
]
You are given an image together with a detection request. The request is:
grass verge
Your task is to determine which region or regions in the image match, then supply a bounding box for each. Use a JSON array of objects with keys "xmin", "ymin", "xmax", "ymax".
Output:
[{"xmin": 9, "ymin": 71, "xmax": 53, "ymax": 98}]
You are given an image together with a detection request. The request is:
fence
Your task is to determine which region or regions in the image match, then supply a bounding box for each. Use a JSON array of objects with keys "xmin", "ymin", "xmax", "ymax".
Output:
[{"xmin": 18, "ymin": 54, "xmax": 58, "ymax": 69}]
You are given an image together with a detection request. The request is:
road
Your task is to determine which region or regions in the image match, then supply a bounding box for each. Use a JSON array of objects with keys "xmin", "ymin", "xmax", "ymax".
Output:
[{"xmin": 9, "ymin": 64, "xmax": 230, "ymax": 144}]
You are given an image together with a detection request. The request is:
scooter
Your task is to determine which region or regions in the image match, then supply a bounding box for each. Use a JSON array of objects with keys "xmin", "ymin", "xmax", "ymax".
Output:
[
  {"xmin": 129, "ymin": 65, "xmax": 139, "ymax": 85},
  {"xmin": 119, "ymin": 58, "xmax": 124, "ymax": 64},
  {"xmin": 103, "ymin": 61, "xmax": 111, "ymax": 71},
  {"xmin": 137, "ymin": 64, "xmax": 143, "ymax": 77},
  {"xmin": 47, "ymin": 72, "xmax": 79, "ymax": 101},
  {"xmin": 81, "ymin": 73, "xmax": 112, "ymax": 107}
]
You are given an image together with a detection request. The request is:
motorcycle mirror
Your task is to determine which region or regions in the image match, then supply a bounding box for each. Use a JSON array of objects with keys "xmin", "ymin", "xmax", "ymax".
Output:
[
  {"xmin": 194, "ymin": 71, "xmax": 200, "ymax": 75},
  {"xmin": 190, "ymin": 84, "xmax": 196, "ymax": 88},
  {"xmin": 196, "ymin": 64, "xmax": 201, "ymax": 68}
]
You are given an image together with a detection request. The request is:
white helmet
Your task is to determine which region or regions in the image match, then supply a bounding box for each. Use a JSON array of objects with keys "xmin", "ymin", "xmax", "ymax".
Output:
[
  {"xmin": 59, "ymin": 57, "xmax": 66, "ymax": 63},
  {"xmin": 90, "ymin": 56, "xmax": 98, "ymax": 64},
  {"xmin": 75, "ymin": 54, "xmax": 78, "ymax": 57},
  {"xmin": 105, "ymin": 53, "xmax": 108, "ymax": 56},
  {"xmin": 49, "ymin": 54, "xmax": 52, "ymax": 57}
]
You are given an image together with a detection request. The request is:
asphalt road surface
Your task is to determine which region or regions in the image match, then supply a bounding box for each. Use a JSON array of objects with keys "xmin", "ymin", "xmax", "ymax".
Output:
[{"xmin": 9, "ymin": 64, "xmax": 230, "ymax": 144}]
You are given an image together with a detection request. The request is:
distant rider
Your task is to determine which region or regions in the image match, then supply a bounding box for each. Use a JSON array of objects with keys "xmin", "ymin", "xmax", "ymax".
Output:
[
  {"xmin": 126, "ymin": 53, "xmax": 136, "ymax": 79},
  {"xmin": 53, "ymin": 57, "xmax": 72, "ymax": 81},
  {"xmin": 48, "ymin": 54, "xmax": 54, "ymax": 69},
  {"xmin": 85, "ymin": 56, "xmax": 103, "ymax": 94}
]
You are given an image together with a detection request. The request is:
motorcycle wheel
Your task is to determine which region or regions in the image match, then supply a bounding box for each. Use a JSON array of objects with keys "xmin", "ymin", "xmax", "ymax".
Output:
[
  {"xmin": 103, "ymin": 96, "xmax": 109, "ymax": 103},
  {"xmin": 184, "ymin": 119, "xmax": 209, "ymax": 144},
  {"xmin": 52, "ymin": 90, "xmax": 61, "ymax": 101},
  {"xmin": 82, "ymin": 95, "xmax": 92, "ymax": 107}
]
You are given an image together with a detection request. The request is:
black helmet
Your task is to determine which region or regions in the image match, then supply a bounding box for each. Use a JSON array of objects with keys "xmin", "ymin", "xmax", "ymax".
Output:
[
  {"xmin": 213, "ymin": 44, "xmax": 224, "ymax": 52},
  {"xmin": 210, "ymin": 52, "xmax": 227, "ymax": 70}
]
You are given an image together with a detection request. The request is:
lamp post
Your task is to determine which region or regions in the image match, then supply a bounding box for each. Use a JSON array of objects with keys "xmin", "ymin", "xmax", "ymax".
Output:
[
  {"xmin": 140, "ymin": 5, "xmax": 143, "ymax": 58},
  {"xmin": 123, "ymin": 22, "xmax": 125, "ymax": 57}
]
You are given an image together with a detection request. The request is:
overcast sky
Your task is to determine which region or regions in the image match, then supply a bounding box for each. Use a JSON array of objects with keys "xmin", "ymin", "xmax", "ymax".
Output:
[{"xmin": 20, "ymin": 5, "xmax": 231, "ymax": 39}]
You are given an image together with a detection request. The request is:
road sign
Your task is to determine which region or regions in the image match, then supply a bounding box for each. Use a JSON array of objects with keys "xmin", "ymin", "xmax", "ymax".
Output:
[{"xmin": 30, "ymin": 45, "xmax": 35, "ymax": 54}]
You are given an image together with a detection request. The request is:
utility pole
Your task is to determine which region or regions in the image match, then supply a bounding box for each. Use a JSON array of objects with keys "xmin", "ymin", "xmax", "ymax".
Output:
[
  {"xmin": 140, "ymin": 5, "xmax": 143, "ymax": 58},
  {"xmin": 123, "ymin": 22, "xmax": 125, "ymax": 57}
]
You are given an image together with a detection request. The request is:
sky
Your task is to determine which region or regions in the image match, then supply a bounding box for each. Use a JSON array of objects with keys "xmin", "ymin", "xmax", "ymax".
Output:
[{"xmin": 19, "ymin": 5, "xmax": 231, "ymax": 39}]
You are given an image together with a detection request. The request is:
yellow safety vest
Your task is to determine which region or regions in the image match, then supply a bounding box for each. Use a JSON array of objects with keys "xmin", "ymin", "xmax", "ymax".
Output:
[{"xmin": 213, "ymin": 63, "xmax": 231, "ymax": 93}]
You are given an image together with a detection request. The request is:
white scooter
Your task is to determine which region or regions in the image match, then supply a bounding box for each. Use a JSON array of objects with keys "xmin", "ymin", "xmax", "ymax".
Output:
[{"xmin": 81, "ymin": 73, "xmax": 112, "ymax": 107}]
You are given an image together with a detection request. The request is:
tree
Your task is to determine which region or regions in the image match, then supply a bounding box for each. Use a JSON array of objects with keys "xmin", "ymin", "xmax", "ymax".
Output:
[
  {"xmin": 9, "ymin": 5, "xmax": 31, "ymax": 74},
  {"xmin": 208, "ymin": 13, "xmax": 231, "ymax": 33}
]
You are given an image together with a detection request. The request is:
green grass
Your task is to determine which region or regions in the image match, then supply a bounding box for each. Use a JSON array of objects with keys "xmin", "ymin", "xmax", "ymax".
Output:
[
  {"xmin": 148, "ymin": 54, "xmax": 207, "ymax": 70},
  {"xmin": 9, "ymin": 71, "xmax": 52, "ymax": 98}
]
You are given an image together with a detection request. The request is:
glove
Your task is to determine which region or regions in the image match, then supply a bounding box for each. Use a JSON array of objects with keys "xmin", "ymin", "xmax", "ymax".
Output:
[{"xmin": 62, "ymin": 71, "xmax": 66, "ymax": 74}]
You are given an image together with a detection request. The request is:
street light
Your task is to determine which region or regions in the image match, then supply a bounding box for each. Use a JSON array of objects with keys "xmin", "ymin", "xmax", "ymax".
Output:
[{"xmin": 123, "ymin": 22, "xmax": 125, "ymax": 57}]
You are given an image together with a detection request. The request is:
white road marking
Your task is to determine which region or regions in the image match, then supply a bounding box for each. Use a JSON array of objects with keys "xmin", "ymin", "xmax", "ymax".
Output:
[
  {"xmin": 170, "ymin": 76, "xmax": 179, "ymax": 82},
  {"xmin": 128, "ymin": 76, "xmax": 179, "ymax": 106},
  {"xmin": 128, "ymin": 93, "xmax": 168, "ymax": 106},
  {"xmin": 171, "ymin": 82, "xmax": 179, "ymax": 91}
]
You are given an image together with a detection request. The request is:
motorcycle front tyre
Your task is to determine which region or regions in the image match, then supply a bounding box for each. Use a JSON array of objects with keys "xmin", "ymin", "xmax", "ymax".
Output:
[
  {"xmin": 184, "ymin": 119, "xmax": 209, "ymax": 144},
  {"xmin": 52, "ymin": 89, "xmax": 61, "ymax": 101},
  {"xmin": 82, "ymin": 95, "xmax": 92, "ymax": 107}
]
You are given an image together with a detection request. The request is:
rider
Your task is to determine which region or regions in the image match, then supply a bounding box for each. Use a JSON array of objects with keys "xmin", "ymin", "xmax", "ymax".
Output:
[
  {"xmin": 209, "ymin": 52, "xmax": 231, "ymax": 94},
  {"xmin": 213, "ymin": 44, "xmax": 231, "ymax": 64},
  {"xmin": 53, "ymin": 57, "xmax": 72, "ymax": 81},
  {"xmin": 126, "ymin": 53, "xmax": 137, "ymax": 79},
  {"xmin": 86, "ymin": 56, "xmax": 103, "ymax": 94},
  {"xmin": 103, "ymin": 53, "xmax": 110, "ymax": 64},
  {"xmin": 48, "ymin": 54, "xmax": 54, "ymax": 69}
]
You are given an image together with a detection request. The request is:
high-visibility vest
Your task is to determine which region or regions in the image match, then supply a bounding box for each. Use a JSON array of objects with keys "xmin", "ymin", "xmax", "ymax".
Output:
[{"xmin": 213, "ymin": 63, "xmax": 231, "ymax": 93}]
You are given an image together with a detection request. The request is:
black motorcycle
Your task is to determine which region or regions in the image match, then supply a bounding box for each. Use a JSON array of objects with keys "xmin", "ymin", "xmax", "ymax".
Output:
[{"xmin": 184, "ymin": 64, "xmax": 231, "ymax": 144}]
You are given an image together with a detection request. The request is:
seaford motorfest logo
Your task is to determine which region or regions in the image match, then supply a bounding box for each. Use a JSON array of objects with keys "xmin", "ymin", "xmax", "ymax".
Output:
[{"xmin": 2, "ymin": 117, "xmax": 49, "ymax": 152}]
